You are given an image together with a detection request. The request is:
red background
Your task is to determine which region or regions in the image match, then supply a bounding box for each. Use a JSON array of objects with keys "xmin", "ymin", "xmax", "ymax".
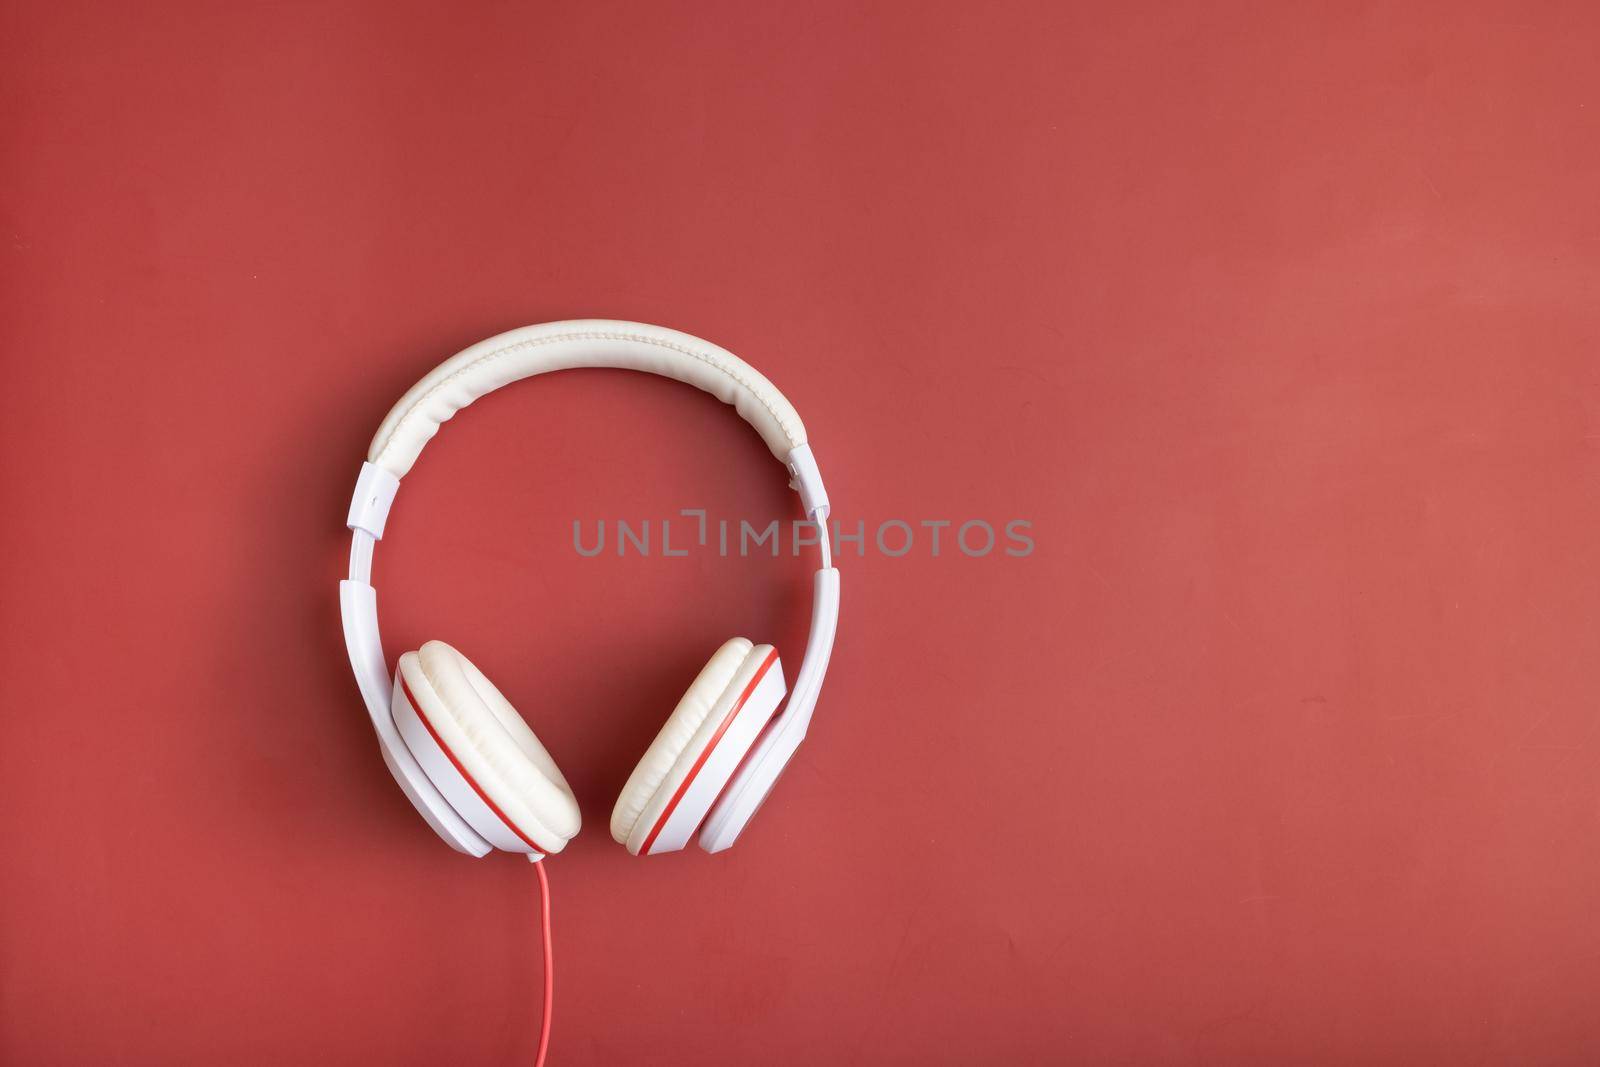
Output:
[{"xmin": 3, "ymin": 2, "xmax": 1599, "ymax": 1063}]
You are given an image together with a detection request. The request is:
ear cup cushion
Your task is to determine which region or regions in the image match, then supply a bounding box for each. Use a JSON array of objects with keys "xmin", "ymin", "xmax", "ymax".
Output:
[
  {"xmin": 400, "ymin": 641, "xmax": 581, "ymax": 852},
  {"xmin": 610, "ymin": 637, "xmax": 763, "ymax": 847}
]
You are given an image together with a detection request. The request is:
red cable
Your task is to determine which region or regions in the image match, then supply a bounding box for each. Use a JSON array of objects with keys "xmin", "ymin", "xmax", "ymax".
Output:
[{"xmin": 533, "ymin": 858, "xmax": 553, "ymax": 1067}]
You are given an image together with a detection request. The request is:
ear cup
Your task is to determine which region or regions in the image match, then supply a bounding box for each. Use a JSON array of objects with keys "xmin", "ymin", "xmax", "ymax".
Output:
[
  {"xmin": 392, "ymin": 641, "xmax": 581, "ymax": 855},
  {"xmin": 611, "ymin": 637, "xmax": 786, "ymax": 856}
]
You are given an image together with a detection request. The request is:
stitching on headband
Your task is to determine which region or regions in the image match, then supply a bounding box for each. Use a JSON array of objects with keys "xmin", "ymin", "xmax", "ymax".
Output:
[{"xmin": 372, "ymin": 329, "xmax": 804, "ymax": 469}]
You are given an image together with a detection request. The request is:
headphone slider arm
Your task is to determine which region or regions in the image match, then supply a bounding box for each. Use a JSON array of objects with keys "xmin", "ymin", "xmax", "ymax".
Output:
[
  {"xmin": 347, "ymin": 461, "xmax": 400, "ymax": 538},
  {"xmin": 784, "ymin": 444, "xmax": 829, "ymax": 519}
]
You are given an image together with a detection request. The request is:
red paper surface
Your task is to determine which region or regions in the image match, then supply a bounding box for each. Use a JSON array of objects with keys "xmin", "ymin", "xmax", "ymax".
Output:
[{"xmin": 3, "ymin": 3, "xmax": 1598, "ymax": 1063}]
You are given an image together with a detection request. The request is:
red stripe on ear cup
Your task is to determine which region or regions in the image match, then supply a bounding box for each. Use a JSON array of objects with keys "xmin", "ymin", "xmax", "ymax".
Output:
[
  {"xmin": 398, "ymin": 674, "xmax": 561, "ymax": 855},
  {"xmin": 639, "ymin": 648, "xmax": 780, "ymax": 855}
]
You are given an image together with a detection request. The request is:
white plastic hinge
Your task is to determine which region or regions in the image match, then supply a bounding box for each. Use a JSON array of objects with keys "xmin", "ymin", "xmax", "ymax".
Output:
[
  {"xmin": 347, "ymin": 462, "xmax": 399, "ymax": 538},
  {"xmin": 785, "ymin": 444, "xmax": 829, "ymax": 519}
]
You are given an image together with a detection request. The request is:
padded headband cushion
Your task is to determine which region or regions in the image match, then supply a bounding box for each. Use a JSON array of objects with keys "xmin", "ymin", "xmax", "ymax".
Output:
[
  {"xmin": 611, "ymin": 637, "xmax": 765, "ymax": 848},
  {"xmin": 368, "ymin": 320, "xmax": 808, "ymax": 479},
  {"xmin": 401, "ymin": 641, "xmax": 581, "ymax": 851}
]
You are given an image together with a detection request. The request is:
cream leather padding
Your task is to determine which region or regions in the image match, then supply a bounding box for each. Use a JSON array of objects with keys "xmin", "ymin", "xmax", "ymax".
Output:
[
  {"xmin": 611, "ymin": 637, "xmax": 769, "ymax": 850},
  {"xmin": 400, "ymin": 641, "xmax": 581, "ymax": 852},
  {"xmin": 368, "ymin": 320, "xmax": 808, "ymax": 479}
]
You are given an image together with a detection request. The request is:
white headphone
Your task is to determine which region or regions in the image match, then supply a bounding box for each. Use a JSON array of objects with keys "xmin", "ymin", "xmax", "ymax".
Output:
[{"xmin": 339, "ymin": 320, "xmax": 839, "ymax": 858}]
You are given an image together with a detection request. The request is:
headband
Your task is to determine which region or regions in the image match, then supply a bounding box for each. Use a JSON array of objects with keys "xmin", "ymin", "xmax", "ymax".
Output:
[{"xmin": 369, "ymin": 320, "xmax": 807, "ymax": 478}]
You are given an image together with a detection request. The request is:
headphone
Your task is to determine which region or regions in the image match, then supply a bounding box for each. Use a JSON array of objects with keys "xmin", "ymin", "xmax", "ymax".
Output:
[{"xmin": 339, "ymin": 320, "xmax": 839, "ymax": 858}]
